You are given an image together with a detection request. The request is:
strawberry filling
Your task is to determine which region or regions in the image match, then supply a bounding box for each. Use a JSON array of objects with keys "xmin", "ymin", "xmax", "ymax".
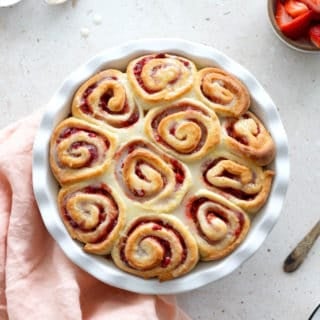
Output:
[
  {"xmin": 70, "ymin": 141, "xmax": 98, "ymax": 166},
  {"xmin": 79, "ymin": 82, "xmax": 139, "ymax": 128},
  {"xmin": 58, "ymin": 128, "xmax": 109, "ymax": 146},
  {"xmin": 115, "ymin": 140, "xmax": 186, "ymax": 200},
  {"xmin": 151, "ymin": 104, "xmax": 209, "ymax": 154},
  {"xmin": 120, "ymin": 219, "xmax": 187, "ymax": 269},
  {"xmin": 63, "ymin": 184, "xmax": 119, "ymax": 241},
  {"xmin": 170, "ymin": 159, "xmax": 186, "ymax": 187},
  {"xmin": 186, "ymin": 197, "xmax": 245, "ymax": 242},
  {"xmin": 133, "ymin": 55, "xmax": 161, "ymax": 94},
  {"xmin": 225, "ymin": 115, "xmax": 260, "ymax": 146},
  {"xmin": 202, "ymin": 158, "xmax": 258, "ymax": 201},
  {"xmin": 133, "ymin": 54, "xmax": 190, "ymax": 93}
]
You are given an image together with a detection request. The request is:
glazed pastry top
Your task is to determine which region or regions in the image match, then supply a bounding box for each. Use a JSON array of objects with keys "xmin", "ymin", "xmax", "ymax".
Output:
[{"xmin": 49, "ymin": 53, "xmax": 276, "ymax": 281}]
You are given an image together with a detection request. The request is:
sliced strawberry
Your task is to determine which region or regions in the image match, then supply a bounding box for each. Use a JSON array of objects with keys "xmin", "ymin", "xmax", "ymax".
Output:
[
  {"xmin": 311, "ymin": 11, "xmax": 320, "ymax": 20},
  {"xmin": 276, "ymin": 1, "xmax": 292, "ymax": 28},
  {"xmin": 282, "ymin": 10, "xmax": 313, "ymax": 38},
  {"xmin": 309, "ymin": 24, "xmax": 320, "ymax": 47},
  {"xmin": 284, "ymin": 0, "xmax": 309, "ymax": 17},
  {"xmin": 275, "ymin": 1, "xmax": 313, "ymax": 39},
  {"xmin": 300, "ymin": 0, "xmax": 320, "ymax": 13}
]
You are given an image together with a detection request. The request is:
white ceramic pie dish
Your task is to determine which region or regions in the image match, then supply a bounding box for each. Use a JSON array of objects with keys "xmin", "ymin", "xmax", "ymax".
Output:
[
  {"xmin": 32, "ymin": 38, "xmax": 290, "ymax": 294},
  {"xmin": 0, "ymin": 0, "xmax": 23, "ymax": 7}
]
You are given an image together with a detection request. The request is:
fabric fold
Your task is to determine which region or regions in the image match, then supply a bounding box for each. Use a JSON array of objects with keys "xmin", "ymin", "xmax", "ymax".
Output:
[{"xmin": 0, "ymin": 113, "xmax": 190, "ymax": 320}]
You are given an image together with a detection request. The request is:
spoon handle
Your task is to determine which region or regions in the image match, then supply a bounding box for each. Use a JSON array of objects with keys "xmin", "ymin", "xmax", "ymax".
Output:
[{"xmin": 283, "ymin": 220, "xmax": 320, "ymax": 273}]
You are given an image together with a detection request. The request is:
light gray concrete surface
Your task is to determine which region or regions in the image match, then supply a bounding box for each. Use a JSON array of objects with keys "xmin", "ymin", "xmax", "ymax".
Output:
[{"xmin": 1, "ymin": 1, "xmax": 319, "ymax": 319}]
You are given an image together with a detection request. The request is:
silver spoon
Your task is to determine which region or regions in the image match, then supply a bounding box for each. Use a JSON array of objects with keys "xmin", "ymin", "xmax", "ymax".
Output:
[
  {"xmin": 283, "ymin": 220, "xmax": 320, "ymax": 273},
  {"xmin": 309, "ymin": 304, "xmax": 320, "ymax": 320}
]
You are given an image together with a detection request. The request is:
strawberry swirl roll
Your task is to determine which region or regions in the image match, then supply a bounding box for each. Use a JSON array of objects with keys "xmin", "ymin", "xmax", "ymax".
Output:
[
  {"xmin": 127, "ymin": 53, "xmax": 196, "ymax": 107},
  {"xmin": 195, "ymin": 67, "xmax": 250, "ymax": 117},
  {"xmin": 50, "ymin": 118, "xmax": 117, "ymax": 185},
  {"xmin": 201, "ymin": 151, "xmax": 274, "ymax": 214},
  {"xmin": 114, "ymin": 139, "xmax": 192, "ymax": 212},
  {"xmin": 112, "ymin": 214, "xmax": 199, "ymax": 281},
  {"xmin": 185, "ymin": 191, "xmax": 250, "ymax": 261},
  {"xmin": 72, "ymin": 69, "xmax": 141, "ymax": 129},
  {"xmin": 222, "ymin": 111, "xmax": 276, "ymax": 166},
  {"xmin": 144, "ymin": 98, "xmax": 221, "ymax": 162},
  {"xmin": 58, "ymin": 182, "xmax": 125, "ymax": 255},
  {"xmin": 48, "ymin": 52, "xmax": 278, "ymax": 281}
]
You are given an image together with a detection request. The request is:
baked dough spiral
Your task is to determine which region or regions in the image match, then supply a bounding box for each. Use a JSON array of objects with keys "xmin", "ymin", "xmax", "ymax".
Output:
[
  {"xmin": 114, "ymin": 139, "xmax": 192, "ymax": 212},
  {"xmin": 185, "ymin": 191, "xmax": 250, "ymax": 260},
  {"xmin": 222, "ymin": 111, "xmax": 276, "ymax": 166},
  {"xmin": 112, "ymin": 214, "xmax": 199, "ymax": 281},
  {"xmin": 58, "ymin": 182, "xmax": 125, "ymax": 255},
  {"xmin": 195, "ymin": 68, "xmax": 250, "ymax": 117},
  {"xmin": 72, "ymin": 69, "xmax": 141, "ymax": 129},
  {"xmin": 201, "ymin": 151, "xmax": 274, "ymax": 213},
  {"xmin": 127, "ymin": 53, "xmax": 196, "ymax": 107},
  {"xmin": 49, "ymin": 52, "xmax": 277, "ymax": 281},
  {"xmin": 50, "ymin": 117, "xmax": 117, "ymax": 185},
  {"xmin": 144, "ymin": 98, "xmax": 221, "ymax": 161}
]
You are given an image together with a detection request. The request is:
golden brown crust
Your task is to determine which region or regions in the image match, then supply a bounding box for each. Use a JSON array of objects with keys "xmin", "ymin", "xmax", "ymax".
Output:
[
  {"xmin": 48, "ymin": 53, "xmax": 276, "ymax": 281},
  {"xmin": 50, "ymin": 117, "xmax": 117, "ymax": 185},
  {"xmin": 111, "ymin": 214, "xmax": 199, "ymax": 281},
  {"xmin": 58, "ymin": 181, "xmax": 125, "ymax": 255},
  {"xmin": 201, "ymin": 150, "xmax": 274, "ymax": 214},
  {"xmin": 114, "ymin": 138, "xmax": 192, "ymax": 212},
  {"xmin": 195, "ymin": 68, "xmax": 250, "ymax": 117},
  {"xmin": 144, "ymin": 98, "xmax": 221, "ymax": 162},
  {"xmin": 72, "ymin": 69, "xmax": 141, "ymax": 130},
  {"xmin": 185, "ymin": 190, "xmax": 250, "ymax": 261},
  {"xmin": 127, "ymin": 53, "xmax": 196, "ymax": 107},
  {"xmin": 222, "ymin": 111, "xmax": 276, "ymax": 166}
]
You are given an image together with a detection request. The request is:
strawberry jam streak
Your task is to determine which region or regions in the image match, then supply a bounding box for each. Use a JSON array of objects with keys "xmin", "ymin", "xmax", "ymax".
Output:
[
  {"xmin": 133, "ymin": 56, "xmax": 157, "ymax": 94},
  {"xmin": 151, "ymin": 104, "xmax": 208, "ymax": 154},
  {"xmin": 225, "ymin": 114, "xmax": 260, "ymax": 146},
  {"xmin": 79, "ymin": 81, "xmax": 139, "ymax": 128},
  {"xmin": 71, "ymin": 141, "xmax": 98, "ymax": 166},
  {"xmin": 58, "ymin": 127, "xmax": 109, "ymax": 149},
  {"xmin": 226, "ymin": 119, "xmax": 248, "ymax": 145},
  {"xmin": 120, "ymin": 219, "xmax": 188, "ymax": 269},
  {"xmin": 115, "ymin": 141, "xmax": 185, "ymax": 199},
  {"xmin": 202, "ymin": 158, "xmax": 257, "ymax": 201},
  {"xmin": 135, "ymin": 161, "xmax": 148, "ymax": 181},
  {"xmin": 63, "ymin": 184, "xmax": 118, "ymax": 243},
  {"xmin": 59, "ymin": 127, "xmax": 80, "ymax": 139},
  {"xmin": 169, "ymin": 126, "xmax": 176, "ymax": 135},
  {"xmin": 170, "ymin": 159, "xmax": 185, "ymax": 187},
  {"xmin": 133, "ymin": 54, "xmax": 190, "ymax": 94},
  {"xmin": 57, "ymin": 128, "xmax": 110, "ymax": 167},
  {"xmin": 201, "ymin": 78, "xmax": 237, "ymax": 104},
  {"xmin": 186, "ymin": 197, "xmax": 245, "ymax": 243}
]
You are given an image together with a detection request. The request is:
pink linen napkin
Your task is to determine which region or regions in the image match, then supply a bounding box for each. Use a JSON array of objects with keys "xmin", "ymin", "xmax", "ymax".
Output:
[{"xmin": 0, "ymin": 113, "xmax": 191, "ymax": 320}]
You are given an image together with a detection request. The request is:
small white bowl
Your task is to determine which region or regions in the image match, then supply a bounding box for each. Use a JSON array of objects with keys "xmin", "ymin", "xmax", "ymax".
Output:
[
  {"xmin": 0, "ymin": 0, "xmax": 23, "ymax": 7},
  {"xmin": 45, "ymin": 0, "xmax": 68, "ymax": 4},
  {"xmin": 32, "ymin": 38, "xmax": 290, "ymax": 294},
  {"xmin": 268, "ymin": 0, "xmax": 320, "ymax": 53}
]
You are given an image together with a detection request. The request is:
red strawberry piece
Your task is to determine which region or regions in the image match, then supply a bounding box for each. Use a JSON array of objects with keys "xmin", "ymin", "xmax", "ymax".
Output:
[
  {"xmin": 275, "ymin": 1, "xmax": 313, "ymax": 39},
  {"xmin": 309, "ymin": 24, "xmax": 320, "ymax": 47},
  {"xmin": 300, "ymin": 0, "xmax": 320, "ymax": 13},
  {"xmin": 276, "ymin": 1, "xmax": 293, "ymax": 28},
  {"xmin": 284, "ymin": 0, "xmax": 309, "ymax": 17}
]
